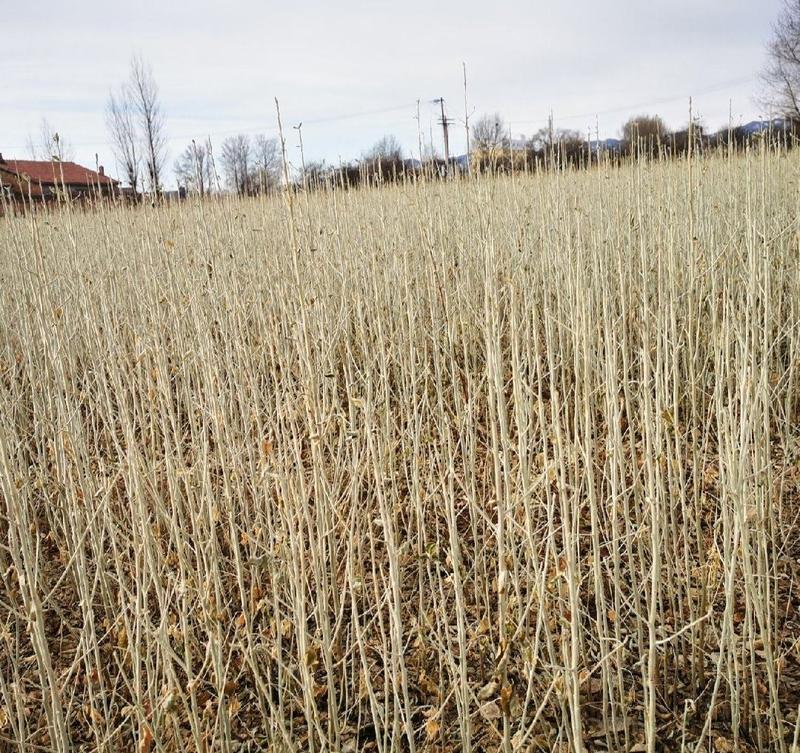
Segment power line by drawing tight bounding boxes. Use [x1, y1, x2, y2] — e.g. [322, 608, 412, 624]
[507, 75, 757, 128]
[2, 74, 759, 156]
[302, 102, 418, 126]
[3, 101, 420, 152]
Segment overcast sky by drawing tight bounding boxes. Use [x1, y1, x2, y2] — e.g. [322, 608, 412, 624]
[1, 0, 784, 186]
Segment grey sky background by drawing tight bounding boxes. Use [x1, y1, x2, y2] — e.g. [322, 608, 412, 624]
[1, 0, 784, 186]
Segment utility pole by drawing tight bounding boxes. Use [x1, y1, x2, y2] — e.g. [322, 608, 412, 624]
[294, 122, 306, 188]
[434, 97, 451, 170]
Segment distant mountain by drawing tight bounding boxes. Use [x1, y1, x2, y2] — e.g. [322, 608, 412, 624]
[739, 119, 792, 135]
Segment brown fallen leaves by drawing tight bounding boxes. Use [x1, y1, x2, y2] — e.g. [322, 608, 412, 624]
[139, 725, 153, 753]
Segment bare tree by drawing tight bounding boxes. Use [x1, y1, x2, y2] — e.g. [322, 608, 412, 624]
[471, 113, 508, 154]
[173, 140, 214, 196]
[106, 87, 140, 192]
[669, 118, 707, 155]
[129, 56, 167, 194]
[621, 114, 667, 143]
[527, 127, 586, 168]
[107, 56, 166, 194]
[361, 135, 405, 182]
[470, 113, 509, 172]
[364, 135, 403, 162]
[220, 135, 252, 196]
[762, 0, 800, 119]
[252, 135, 281, 194]
[301, 160, 330, 188]
[621, 114, 668, 155]
[27, 118, 73, 161]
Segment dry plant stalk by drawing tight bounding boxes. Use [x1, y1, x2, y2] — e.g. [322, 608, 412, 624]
[1, 143, 800, 753]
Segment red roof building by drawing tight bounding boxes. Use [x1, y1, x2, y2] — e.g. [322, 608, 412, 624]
[0, 153, 119, 208]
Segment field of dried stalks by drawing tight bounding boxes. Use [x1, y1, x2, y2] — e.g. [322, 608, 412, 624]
[1, 148, 800, 753]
